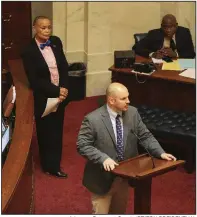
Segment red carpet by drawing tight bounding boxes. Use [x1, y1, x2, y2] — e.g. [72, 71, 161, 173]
[32, 97, 196, 214]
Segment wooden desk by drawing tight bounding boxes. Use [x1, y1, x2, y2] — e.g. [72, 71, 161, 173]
[109, 56, 195, 113]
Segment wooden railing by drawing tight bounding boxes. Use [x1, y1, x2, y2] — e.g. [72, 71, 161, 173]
[2, 59, 34, 213]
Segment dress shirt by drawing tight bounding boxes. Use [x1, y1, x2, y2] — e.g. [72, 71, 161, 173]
[35, 39, 59, 86]
[163, 35, 176, 48]
[107, 105, 123, 143]
[35, 39, 60, 113]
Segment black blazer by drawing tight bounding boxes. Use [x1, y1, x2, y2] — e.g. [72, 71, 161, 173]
[21, 36, 69, 118]
[133, 26, 195, 58]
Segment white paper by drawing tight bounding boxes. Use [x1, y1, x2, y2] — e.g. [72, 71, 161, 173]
[152, 58, 163, 64]
[179, 68, 195, 79]
[178, 59, 195, 69]
[41, 98, 60, 118]
[162, 60, 181, 70]
[131, 70, 155, 76]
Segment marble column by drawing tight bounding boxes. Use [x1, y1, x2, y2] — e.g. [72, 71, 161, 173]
[52, 2, 67, 51]
[66, 2, 86, 62]
[85, 2, 112, 97]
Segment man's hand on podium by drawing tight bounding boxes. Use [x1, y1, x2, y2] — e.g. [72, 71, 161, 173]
[103, 158, 119, 171]
[161, 153, 176, 161]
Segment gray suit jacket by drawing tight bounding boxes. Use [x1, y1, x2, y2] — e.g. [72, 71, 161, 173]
[77, 105, 165, 195]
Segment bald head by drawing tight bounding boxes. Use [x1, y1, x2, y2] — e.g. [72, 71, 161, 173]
[106, 83, 130, 112]
[161, 14, 178, 38]
[162, 14, 177, 24]
[106, 83, 128, 98]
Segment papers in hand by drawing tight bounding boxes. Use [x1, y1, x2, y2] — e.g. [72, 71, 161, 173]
[42, 98, 60, 118]
[179, 68, 195, 79]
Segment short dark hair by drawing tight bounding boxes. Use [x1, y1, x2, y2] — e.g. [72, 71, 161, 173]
[33, 16, 50, 26]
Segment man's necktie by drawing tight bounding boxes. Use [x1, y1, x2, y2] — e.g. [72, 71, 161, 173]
[40, 40, 51, 50]
[116, 114, 124, 161]
[170, 39, 176, 51]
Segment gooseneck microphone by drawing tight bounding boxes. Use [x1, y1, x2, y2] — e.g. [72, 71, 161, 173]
[131, 129, 156, 169]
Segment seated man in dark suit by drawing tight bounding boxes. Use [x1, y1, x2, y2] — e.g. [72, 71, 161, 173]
[133, 14, 195, 59]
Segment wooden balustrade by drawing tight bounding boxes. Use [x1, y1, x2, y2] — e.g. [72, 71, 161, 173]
[2, 59, 34, 213]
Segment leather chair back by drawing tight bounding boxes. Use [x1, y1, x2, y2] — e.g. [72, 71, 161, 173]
[134, 33, 148, 44]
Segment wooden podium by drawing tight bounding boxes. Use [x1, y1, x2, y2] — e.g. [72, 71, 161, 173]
[112, 154, 185, 214]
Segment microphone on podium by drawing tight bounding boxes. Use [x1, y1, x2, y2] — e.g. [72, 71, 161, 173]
[130, 129, 156, 169]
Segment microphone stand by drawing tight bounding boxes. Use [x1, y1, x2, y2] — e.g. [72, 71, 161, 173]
[131, 130, 156, 169]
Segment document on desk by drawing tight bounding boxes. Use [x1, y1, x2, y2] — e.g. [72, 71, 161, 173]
[178, 59, 195, 69]
[179, 68, 195, 79]
[162, 60, 181, 70]
[42, 98, 60, 118]
[152, 58, 163, 64]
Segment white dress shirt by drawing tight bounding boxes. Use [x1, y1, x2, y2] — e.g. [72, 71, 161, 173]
[107, 105, 123, 143]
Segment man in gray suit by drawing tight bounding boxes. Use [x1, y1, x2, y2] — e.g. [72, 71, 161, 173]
[77, 82, 176, 214]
